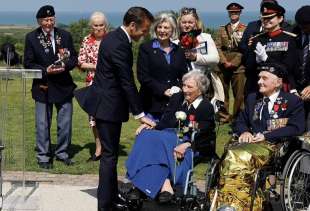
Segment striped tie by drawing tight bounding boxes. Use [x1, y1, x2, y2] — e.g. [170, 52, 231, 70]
[300, 35, 309, 85]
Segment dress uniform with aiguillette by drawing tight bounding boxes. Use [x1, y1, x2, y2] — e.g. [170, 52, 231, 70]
[245, 3, 298, 95]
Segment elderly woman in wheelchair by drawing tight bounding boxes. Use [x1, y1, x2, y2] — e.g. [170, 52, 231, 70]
[209, 63, 306, 211]
[125, 70, 216, 205]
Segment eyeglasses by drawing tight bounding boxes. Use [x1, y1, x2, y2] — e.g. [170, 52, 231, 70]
[180, 7, 197, 16]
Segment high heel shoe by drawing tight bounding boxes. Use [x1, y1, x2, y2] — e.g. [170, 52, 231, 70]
[87, 154, 102, 162]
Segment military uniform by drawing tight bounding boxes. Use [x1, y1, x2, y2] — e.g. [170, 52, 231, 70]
[245, 30, 298, 94]
[244, 2, 298, 95]
[215, 3, 246, 120]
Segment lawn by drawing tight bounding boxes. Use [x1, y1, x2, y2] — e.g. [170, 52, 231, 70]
[0, 68, 232, 179]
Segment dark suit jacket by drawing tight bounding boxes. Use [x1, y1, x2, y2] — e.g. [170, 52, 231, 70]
[137, 39, 187, 115]
[75, 27, 142, 122]
[234, 91, 305, 143]
[24, 27, 77, 103]
[155, 92, 216, 156]
[292, 26, 310, 91]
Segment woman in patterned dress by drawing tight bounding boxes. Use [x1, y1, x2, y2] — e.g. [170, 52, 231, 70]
[78, 11, 108, 161]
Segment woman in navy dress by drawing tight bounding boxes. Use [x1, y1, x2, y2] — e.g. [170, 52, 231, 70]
[137, 12, 187, 120]
[126, 70, 216, 203]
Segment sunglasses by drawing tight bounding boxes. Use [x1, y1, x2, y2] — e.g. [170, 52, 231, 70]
[181, 7, 197, 16]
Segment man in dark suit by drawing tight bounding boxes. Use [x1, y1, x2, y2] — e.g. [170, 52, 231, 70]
[293, 6, 310, 131]
[24, 5, 77, 169]
[75, 7, 155, 211]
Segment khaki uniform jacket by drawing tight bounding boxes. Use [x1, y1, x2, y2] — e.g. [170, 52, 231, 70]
[215, 22, 246, 73]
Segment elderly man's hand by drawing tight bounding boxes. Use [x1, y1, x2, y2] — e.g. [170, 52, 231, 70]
[301, 86, 310, 100]
[253, 132, 265, 143]
[239, 132, 254, 143]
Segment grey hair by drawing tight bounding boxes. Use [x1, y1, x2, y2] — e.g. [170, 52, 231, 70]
[150, 11, 178, 40]
[182, 70, 210, 95]
[89, 11, 108, 27]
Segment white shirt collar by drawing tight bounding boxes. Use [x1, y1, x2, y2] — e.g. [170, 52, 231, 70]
[267, 90, 280, 104]
[183, 96, 203, 109]
[265, 90, 280, 112]
[231, 21, 240, 30]
[120, 26, 132, 43]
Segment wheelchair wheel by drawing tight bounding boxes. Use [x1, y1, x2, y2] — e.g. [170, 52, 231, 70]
[281, 151, 310, 211]
[280, 150, 302, 211]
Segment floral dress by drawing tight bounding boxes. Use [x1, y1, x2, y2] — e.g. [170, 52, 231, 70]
[78, 34, 101, 126]
[78, 34, 100, 86]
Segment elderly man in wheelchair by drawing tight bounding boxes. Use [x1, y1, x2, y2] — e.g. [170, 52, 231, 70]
[207, 62, 307, 211]
[123, 70, 217, 209]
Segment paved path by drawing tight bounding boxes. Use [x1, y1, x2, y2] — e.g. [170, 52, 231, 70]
[1, 171, 282, 211]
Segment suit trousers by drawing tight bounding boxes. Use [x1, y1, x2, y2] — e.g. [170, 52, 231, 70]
[219, 69, 246, 119]
[96, 119, 122, 211]
[35, 99, 73, 163]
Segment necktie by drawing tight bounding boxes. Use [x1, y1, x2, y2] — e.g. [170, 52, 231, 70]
[299, 35, 309, 85]
[47, 32, 51, 42]
[261, 97, 270, 131]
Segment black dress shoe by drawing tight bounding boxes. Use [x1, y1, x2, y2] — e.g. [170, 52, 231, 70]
[158, 191, 174, 203]
[56, 158, 74, 166]
[127, 188, 142, 201]
[38, 162, 52, 169]
[87, 154, 102, 162]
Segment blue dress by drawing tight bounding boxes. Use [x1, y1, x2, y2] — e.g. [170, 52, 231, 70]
[126, 129, 192, 199]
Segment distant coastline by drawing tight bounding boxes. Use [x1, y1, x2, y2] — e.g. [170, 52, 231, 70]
[0, 11, 296, 29]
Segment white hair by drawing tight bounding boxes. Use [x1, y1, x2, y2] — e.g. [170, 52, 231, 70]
[89, 11, 108, 27]
[150, 11, 178, 40]
[182, 70, 210, 95]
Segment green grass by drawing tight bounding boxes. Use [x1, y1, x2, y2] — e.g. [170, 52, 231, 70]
[0, 69, 232, 179]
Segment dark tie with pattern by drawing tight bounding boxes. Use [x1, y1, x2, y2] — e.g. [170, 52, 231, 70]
[261, 97, 270, 131]
[300, 35, 309, 85]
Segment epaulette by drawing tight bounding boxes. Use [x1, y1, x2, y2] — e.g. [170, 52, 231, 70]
[239, 23, 246, 27]
[282, 31, 297, 37]
[252, 31, 266, 39]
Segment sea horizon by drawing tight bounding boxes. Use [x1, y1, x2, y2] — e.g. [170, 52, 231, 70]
[0, 11, 296, 29]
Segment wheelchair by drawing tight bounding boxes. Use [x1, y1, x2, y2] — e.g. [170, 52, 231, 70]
[116, 122, 216, 211]
[204, 136, 310, 211]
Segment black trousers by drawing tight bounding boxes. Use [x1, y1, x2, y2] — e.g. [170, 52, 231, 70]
[96, 119, 122, 211]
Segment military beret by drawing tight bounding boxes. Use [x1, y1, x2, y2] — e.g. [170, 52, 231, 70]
[36, 5, 55, 19]
[226, 3, 244, 12]
[260, 2, 285, 18]
[295, 6, 310, 25]
[258, 63, 287, 79]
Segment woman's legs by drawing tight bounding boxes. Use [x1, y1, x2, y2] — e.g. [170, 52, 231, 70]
[160, 179, 174, 194]
[92, 126, 102, 156]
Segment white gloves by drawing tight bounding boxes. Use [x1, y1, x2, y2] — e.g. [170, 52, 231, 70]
[170, 86, 181, 95]
[255, 42, 268, 63]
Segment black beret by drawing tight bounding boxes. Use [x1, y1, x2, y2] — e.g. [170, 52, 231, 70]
[260, 2, 285, 18]
[226, 3, 244, 11]
[36, 5, 55, 19]
[295, 6, 310, 25]
[257, 63, 287, 79]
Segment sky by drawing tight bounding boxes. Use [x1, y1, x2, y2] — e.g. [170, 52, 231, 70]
[0, 0, 309, 13]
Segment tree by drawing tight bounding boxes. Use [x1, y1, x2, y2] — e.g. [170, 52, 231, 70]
[68, 19, 90, 50]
